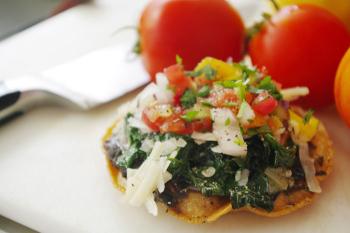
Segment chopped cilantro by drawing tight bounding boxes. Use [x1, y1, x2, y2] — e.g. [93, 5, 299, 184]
[303, 109, 314, 124]
[234, 80, 247, 100]
[234, 137, 245, 146]
[216, 80, 247, 100]
[225, 118, 231, 126]
[198, 85, 210, 97]
[220, 80, 236, 88]
[186, 65, 217, 80]
[236, 63, 257, 81]
[180, 89, 197, 109]
[181, 110, 199, 122]
[258, 76, 283, 100]
[201, 101, 214, 108]
[224, 102, 238, 107]
[201, 65, 217, 80]
[186, 70, 202, 77]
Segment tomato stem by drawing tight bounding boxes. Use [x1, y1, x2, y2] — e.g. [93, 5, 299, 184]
[111, 25, 141, 54]
[270, 0, 280, 11]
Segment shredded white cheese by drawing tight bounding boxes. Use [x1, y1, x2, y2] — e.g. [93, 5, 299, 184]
[201, 167, 216, 178]
[140, 138, 155, 153]
[191, 132, 217, 142]
[298, 142, 322, 193]
[155, 73, 174, 104]
[210, 108, 247, 157]
[281, 87, 309, 102]
[237, 101, 255, 125]
[235, 169, 250, 186]
[127, 115, 152, 133]
[124, 139, 187, 216]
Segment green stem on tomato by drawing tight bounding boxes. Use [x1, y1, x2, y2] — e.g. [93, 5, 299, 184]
[111, 25, 141, 54]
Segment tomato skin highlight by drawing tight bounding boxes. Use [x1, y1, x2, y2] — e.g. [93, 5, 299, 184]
[252, 95, 278, 116]
[275, 0, 350, 31]
[140, 0, 245, 81]
[249, 4, 350, 108]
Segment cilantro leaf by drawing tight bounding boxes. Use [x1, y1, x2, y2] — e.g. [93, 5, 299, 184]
[303, 109, 314, 124]
[198, 85, 210, 97]
[181, 110, 199, 122]
[202, 65, 217, 80]
[258, 76, 283, 100]
[186, 65, 217, 80]
[180, 89, 197, 108]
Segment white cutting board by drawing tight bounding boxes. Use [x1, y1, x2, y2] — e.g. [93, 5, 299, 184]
[0, 1, 350, 233]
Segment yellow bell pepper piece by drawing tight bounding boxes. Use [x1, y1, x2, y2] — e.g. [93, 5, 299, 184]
[289, 110, 319, 142]
[195, 57, 242, 81]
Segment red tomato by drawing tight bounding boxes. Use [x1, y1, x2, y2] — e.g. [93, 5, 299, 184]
[191, 117, 212, 132]
[252, 94, 278, 115]
[164, 64, 192, 100]
[140, 0, 245, 80]
[249, 4, 350, 108]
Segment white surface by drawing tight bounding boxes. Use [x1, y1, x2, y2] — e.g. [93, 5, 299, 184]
[0, 0, 350, 233]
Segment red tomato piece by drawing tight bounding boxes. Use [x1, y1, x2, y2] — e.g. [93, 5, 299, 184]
[142, 111, 161, 132]
[252, 94, 278, 116]
[164, 64, 192, 100]
[210, 89, 238, 108]
[191, 117, 212, 132]
[160, 115, 192, 135]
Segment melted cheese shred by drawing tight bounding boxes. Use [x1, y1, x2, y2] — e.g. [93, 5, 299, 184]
[124, 139, 186, 216]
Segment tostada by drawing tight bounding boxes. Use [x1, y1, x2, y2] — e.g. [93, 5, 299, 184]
[103, 57, 333, 223]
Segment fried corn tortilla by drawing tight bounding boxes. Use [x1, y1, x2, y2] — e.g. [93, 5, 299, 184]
[102, 112, 333, 223]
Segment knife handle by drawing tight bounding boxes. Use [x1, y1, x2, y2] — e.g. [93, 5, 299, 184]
[0, 81, 27, 126]
[0, 78, 54, 126]
[0, 76, 92, 126]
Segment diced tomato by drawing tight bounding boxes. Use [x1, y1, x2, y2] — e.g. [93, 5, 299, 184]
[191, 117, 212, 132]
[143, 105, 192, 134]
[195, 76, 213, 87]
[142, 111, 161, 132]
[164, 64, 193, 98]
[160, 115, 192, 135]
[245, 113, 267, 129]
[245, 92, 254, 104]
[252, 93, 278, 116]
[210, 89, 237, 107]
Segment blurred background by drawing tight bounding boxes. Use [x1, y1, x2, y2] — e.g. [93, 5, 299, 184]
[0, 0, 87, 41]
